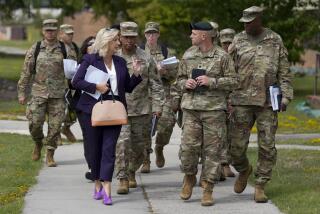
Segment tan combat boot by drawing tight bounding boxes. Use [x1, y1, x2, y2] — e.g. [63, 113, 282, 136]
[61, 126, 76, 143]
[254, 185, 268, 203]
[223, 165, 235, 177]
[180, 174, 196, 200]
[117, 178, 129, 194]
[128, 172, 137, 188]
[46, 149, 57, 167]
[140, 154, 151, 173]
[155, 145, 165, 168]
[32, 142, 43, 161]
[234, 165, 252, 193]
[201, 181, 214, 206]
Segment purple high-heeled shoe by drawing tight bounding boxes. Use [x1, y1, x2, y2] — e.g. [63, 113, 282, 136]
[102, 190, 112, 205]
[93, 187, 103, 200]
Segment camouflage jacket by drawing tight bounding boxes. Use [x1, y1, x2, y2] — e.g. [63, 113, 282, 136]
[228, 28, 293, 106]
[116, 47, 163, 116]
[177, 45, 238, 111]
[65, 42, 78, 62]
[17, 40, 68, 99]
[144, 43, 177, 104]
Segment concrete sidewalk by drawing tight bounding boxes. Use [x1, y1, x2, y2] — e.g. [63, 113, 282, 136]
[23, 143, 281, 214]
[0, 119, 279, 214]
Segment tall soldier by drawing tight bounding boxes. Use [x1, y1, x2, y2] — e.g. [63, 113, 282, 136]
[59, 24, 79, 143]
[17, 19, 69, 167]
[140, 21, 177, 171]
[115, 22, 163, 194]
[177, 21, 238, 206]
[219, 28, 236, 178]
[229, 6, 293, 202]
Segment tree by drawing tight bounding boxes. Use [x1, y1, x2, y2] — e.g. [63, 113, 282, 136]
[2, 0, 319, 62]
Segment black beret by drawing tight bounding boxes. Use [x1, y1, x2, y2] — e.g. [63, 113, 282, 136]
[190, 21, 213, 31]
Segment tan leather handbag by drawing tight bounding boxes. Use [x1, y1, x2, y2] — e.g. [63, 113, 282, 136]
[91, 90, 128, 126]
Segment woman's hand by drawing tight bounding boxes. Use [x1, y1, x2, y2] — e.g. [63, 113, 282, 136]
[96, 82, 110, 94]
[132, 57, 142, 76]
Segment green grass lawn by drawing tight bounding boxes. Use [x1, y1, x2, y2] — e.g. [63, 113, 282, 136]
[0, 57, 24, 81]
[0, 133, 42, 214]
[247, 148, 320, 214]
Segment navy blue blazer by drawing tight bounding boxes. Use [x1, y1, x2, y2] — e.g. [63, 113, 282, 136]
[72, 53, 142, 114]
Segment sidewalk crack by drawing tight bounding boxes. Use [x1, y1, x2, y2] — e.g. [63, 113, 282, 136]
[139, 174, 156, 214]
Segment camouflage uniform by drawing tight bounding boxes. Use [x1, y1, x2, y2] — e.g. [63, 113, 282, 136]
[144, 43, 177, 151]
[59, 24, 78, 141]
[17, 38, 67, 150]
[177, 45, 238, 183]
[115, 46, 163, 179]
[219, 28, 236, 167]
[229, 27, 293, 185]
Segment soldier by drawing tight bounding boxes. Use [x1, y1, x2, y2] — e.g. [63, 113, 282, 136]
[219, 28, 236, 52]
[115, 22, 163, 194]
[209, 21, 219, 45]
[219, 28, 236, 178]
[177, 21, 238, 206]
[17, 19, 69, 167]
[58, 24, 79, 143]
[140, 21, 177, 172]
[229, 6, 293, 203]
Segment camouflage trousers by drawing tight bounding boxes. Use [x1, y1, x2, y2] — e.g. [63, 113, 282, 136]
[180, 109, 226, 183]
[230, 106, 278, 185]
[26, 97, 65, 150]
[155, 103, 176, 147]
[115, 114, 151, 179]
[220, 115, 232, 165]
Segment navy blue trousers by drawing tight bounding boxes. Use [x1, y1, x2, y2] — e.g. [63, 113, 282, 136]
[82, 113, 121, 181]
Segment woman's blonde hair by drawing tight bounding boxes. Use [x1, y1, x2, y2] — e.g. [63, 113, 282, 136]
[91, 27, 119, 57]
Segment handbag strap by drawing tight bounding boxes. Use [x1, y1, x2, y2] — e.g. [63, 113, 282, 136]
[99, 81, 115, 104]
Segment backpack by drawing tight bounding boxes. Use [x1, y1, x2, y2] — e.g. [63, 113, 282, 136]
[140, 42, 168, 59]
[32, 41, 67, 74]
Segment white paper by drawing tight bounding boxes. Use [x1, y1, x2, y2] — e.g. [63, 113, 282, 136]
[63, 59, 78, 79]
[84, 65, 110, 100]
[160, 56, 179, 69]
[269, 86, 280, 111]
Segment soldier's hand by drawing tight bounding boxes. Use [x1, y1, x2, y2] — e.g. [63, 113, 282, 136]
[132, 57, 142, 76]
[18, 97, 26, 105]
[280, 103, 287, 112]
[196, 75, 210, 86]
[157, 62, 167, 75]
[185, 79, 197, 89]
[96, 82, 110, 94]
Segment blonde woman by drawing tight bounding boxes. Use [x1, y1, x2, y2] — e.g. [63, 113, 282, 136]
[72, 27, 142, 205]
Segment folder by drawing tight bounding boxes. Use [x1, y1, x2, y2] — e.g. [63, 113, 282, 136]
[151, 114, 159, 137]
[192, 68, 206, 91]
[84, 65, 110, 100]
[269, 85, 282, 111]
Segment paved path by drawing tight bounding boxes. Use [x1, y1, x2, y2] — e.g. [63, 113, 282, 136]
[2, 119, 319, 213]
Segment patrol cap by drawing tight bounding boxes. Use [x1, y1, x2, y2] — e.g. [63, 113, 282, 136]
[190, 21, 213, 31]
[42, 19, 58, 30]
[120, 21, 138, 37]
[220, 28, 236, 43]
[144, 21, 160, 33]
[239, 6, 263, 23]
[209, 21, 219, 38]
[60, 24, 74, 34]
